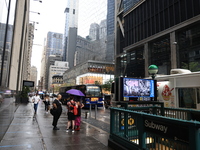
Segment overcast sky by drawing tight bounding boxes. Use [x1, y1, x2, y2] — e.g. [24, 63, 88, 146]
[30, 0, 107, 80]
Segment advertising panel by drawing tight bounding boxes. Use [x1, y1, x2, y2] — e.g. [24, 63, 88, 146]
[121, 77, 156, 101]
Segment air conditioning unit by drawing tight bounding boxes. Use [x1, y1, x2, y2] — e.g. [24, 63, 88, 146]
[170, 69, 191, 75]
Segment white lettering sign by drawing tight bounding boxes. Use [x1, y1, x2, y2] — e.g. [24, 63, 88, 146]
[145, 120, 168, 133]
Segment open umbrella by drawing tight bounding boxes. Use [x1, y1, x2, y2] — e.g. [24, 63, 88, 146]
[66, 89, 85, 96]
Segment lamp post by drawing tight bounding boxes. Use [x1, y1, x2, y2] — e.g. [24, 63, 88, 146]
[148, 65, 158, 80]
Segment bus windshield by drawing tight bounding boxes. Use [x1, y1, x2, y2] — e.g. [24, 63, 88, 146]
[86, 86, 101, 97]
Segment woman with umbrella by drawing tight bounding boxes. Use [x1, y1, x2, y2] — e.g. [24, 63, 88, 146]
[66, 89, 85, 132]
[66, 95, 77, 132]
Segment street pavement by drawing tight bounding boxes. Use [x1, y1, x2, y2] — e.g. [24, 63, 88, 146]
[0, 99, 113, 150]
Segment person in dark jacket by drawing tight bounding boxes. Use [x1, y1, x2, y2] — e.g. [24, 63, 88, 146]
[52, 94, 62, 130]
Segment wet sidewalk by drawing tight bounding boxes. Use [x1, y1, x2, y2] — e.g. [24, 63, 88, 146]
[0, 101, 113, 150]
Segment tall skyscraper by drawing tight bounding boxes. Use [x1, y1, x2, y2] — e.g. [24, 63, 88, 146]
[106, 0, 115, 62]
[99, 19, 107, 39]
[89, 23, 100, 41]
[78, 0, 107, 38]
[63, 0, 79, 61]
[46, 32, 63, 57]
[30, 66, 38, 89]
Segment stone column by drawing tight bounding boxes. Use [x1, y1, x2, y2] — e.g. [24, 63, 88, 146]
[144, 43, 149, 77]
[170, 32, 177, 69]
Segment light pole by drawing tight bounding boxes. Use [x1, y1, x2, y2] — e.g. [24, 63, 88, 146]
[33, 0, 42, 3]
[148, 65, 158, 80]
[30, 11, 40, 15]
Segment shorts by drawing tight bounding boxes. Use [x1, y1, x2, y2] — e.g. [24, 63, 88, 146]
[67, 112, 75, 120]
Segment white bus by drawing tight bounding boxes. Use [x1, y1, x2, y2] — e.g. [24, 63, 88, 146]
[156, 69, 200, 109]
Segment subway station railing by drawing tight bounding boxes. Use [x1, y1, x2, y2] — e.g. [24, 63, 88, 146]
[109, 102, 200, 150]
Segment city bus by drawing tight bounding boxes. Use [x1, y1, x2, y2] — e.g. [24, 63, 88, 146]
[59, 84, 104, 108]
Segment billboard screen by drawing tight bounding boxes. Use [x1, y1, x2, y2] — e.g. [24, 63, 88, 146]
[23, 80, 34, 87]
[122, 77, 155, 100]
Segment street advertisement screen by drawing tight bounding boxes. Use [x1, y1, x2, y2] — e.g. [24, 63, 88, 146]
[23, 80, 34, 87]
[123, 77, 155, 99]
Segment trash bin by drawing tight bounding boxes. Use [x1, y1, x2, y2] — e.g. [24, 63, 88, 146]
[85, 111, 89, 119]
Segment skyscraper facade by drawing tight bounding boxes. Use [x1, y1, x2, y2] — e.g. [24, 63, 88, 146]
[30, 66, 37, 89]
[106, 0, 115, 62]
[63, 0, 79, 61]
[99, 19, 107, 39]
[115, 0, 200, 78]
[46, 32, 63, 56]
[44, 55, 62, 90]
[0, 0, 30, 141]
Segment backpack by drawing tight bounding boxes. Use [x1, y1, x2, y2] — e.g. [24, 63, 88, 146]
[73, 105, 78, 115]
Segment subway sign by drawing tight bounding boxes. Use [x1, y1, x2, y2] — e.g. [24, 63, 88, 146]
[144, 119, 189, 143]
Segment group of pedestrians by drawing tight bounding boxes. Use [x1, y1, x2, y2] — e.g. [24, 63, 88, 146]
[31, 92, 84, 132]
[50, 94, 84, 132]
[31, 93, 51, 114]
[65, 95, 84, 132]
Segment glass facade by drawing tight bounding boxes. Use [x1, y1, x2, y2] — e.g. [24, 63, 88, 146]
[106, 0, 115, 62]
[107, 0, 115, 36]
[177, 23, 200, 72]
[0, 0, 17, 142]
[123, 0, 141, 12]
[124, 0, 200, 47]
[46, 32, 63, 56]
[0, 0, 16, 87]
[149, 36, 171, 75]
[116, 47, 145, 78]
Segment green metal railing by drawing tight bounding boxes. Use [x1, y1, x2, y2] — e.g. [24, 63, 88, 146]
[114, 101, 200, 121]
[109, 105, 200, 150]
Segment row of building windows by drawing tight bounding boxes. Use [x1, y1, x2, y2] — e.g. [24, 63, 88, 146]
[124, 0, 200, 47]
[65, 8, 76, 14]
[116, 22, 200, 77]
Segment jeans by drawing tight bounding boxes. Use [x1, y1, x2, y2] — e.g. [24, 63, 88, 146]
[34, 103, 38, 113]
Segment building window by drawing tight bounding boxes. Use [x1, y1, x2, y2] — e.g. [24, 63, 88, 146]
[65, 8, 69, 13]
[73, 9, 75, 14]
[176, 23, 200, 72]
[149, 36, 171, 75]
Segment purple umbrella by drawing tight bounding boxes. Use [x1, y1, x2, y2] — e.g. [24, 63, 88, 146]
[66, 89, 85, 96]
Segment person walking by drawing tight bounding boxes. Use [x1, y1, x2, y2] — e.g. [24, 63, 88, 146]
[75, 101, 84, 131]
[66, 96, 77, 133]
[32, 93, 41, 114]
[52, 94, 62, 130]
[44, 95, 50, 113]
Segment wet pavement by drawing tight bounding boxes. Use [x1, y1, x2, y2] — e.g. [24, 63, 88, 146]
[0, 100, 113, 150]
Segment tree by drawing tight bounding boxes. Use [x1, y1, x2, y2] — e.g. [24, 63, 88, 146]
[94, 81, 101, 85]
[182, 62, 200, 72]
[101, 79, 114, 93]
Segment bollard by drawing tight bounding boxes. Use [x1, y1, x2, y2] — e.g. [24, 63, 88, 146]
[85, 111, 89, 119]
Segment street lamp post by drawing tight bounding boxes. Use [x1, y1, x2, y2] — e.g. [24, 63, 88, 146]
[148, 65, 158, 80]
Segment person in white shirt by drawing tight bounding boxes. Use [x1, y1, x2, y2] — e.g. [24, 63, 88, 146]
[32, 93, 41, 114]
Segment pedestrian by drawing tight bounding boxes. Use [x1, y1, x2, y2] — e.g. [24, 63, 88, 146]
[32, 93, 41, 114]
[44, 95, 50, 113]
[52, 94, 62, 130]
[66, 96, 77, 132]
[75, 100, 84, 131]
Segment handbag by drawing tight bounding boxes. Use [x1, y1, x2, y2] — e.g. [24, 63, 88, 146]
[50, 108, 56, 116]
